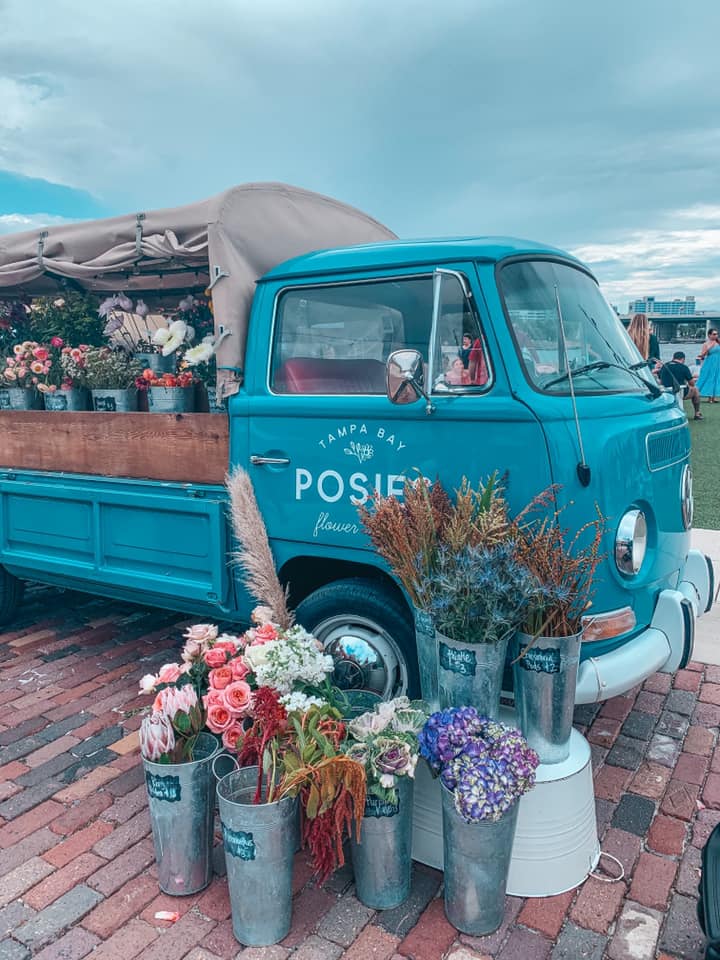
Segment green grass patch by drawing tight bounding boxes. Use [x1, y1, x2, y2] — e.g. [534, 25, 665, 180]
[686, 398, 719, 530]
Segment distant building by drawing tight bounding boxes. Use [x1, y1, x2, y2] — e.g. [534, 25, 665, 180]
[628, 295, 696, 316]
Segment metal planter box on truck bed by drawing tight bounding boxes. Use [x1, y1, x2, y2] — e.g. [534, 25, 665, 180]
[0, 182, 713, 705]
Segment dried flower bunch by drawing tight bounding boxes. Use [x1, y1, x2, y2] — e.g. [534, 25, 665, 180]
[419, 707, 539, 822]
[358, 473, 516, 609]
[344, 696, 427, 804]
[514, 505, 605, 640]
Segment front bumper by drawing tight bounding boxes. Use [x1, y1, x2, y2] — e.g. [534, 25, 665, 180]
[575, 549, 714, 704]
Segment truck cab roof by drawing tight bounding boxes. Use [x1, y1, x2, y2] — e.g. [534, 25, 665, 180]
[260, 236, 584, 283]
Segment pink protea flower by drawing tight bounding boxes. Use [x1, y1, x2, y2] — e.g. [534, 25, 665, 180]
[140, 713, 175, 761]
[153, 685, 198, 719]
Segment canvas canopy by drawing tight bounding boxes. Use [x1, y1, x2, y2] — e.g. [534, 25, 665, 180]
[0, 182, 396, 398]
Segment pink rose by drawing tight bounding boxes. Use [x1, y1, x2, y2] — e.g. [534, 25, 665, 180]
[209, 665, 234, 690]
[50, 336, 64, 348]
[223, 681, 251, 714]
[213, 639, 239, 657]
[231, 658, 250, 681]
[206, 703, 233, 733]
[222, 722, 245, 752]
[203, 688, 224, 709]
[157, 663, 182, 684]
[185, 623, 219, 644]
[253, 623, 278, 644]
[204, 647, 229, 669]
[32, 347, 49, 361]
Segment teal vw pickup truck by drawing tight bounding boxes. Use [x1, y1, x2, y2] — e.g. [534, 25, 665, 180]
[0, 183, 712, 704]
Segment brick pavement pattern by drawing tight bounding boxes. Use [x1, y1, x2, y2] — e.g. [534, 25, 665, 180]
[0, 586, 716, 959]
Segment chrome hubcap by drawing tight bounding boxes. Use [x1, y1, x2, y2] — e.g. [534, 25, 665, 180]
[312, 614, 408, 701]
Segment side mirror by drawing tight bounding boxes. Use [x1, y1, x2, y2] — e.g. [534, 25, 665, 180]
[386, 349, 426, 405]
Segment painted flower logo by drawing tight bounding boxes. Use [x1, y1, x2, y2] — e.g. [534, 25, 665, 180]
[344, 441, 374, 464]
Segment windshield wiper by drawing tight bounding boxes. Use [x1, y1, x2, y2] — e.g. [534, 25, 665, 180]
[576, 305, 662, 398]
[543, 361, 611, 388]
[544, 360, 662, 398]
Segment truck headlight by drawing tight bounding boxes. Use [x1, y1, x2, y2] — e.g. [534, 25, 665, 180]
[615, 509, 647, 575]
[681, 465, 693, 530]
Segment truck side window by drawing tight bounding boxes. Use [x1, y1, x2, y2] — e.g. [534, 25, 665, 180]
[431, 273, 492, 393]
[270, 274, 491, 396]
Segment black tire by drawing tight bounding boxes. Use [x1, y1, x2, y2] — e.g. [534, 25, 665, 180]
[0, 567, 24, 626]
[295, 577, 419, 700]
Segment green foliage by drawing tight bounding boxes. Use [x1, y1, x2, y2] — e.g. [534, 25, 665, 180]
[26, 290, 106, 346]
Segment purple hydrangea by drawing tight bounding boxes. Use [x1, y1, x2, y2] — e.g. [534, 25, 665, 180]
[420, 707, 539, 823]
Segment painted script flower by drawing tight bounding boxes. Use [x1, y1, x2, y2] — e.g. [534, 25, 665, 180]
[140, 713, 175, 761]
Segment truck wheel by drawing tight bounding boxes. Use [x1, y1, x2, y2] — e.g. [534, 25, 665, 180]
[294, 578, 419, 701]
[0, 568, 24, 626]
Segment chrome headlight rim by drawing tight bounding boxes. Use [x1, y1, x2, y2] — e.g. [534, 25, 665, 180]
[681, 464, 693, 530]
[615, 508, 648, 576]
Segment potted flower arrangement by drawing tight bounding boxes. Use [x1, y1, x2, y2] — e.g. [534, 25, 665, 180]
[40, 340, 90, 410]
[138, 368, 196, 413]
[419, 706, 539, 935]
[511, 508, 605, 763]
[0, 341, 46, 408]
[344, 696, 426, 909]
[360, 474, 542, 717]
[183, 335, 223, 412]
[139, 634, 224, 896]
[84, 346, 142, 411]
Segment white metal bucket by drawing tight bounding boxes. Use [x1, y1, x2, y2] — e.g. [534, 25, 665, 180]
[411, 711, 599, 898]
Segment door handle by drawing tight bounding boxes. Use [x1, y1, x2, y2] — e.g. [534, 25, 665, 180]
[250, 455, 291, 466]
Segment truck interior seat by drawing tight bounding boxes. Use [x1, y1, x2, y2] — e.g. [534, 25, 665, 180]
[274, 358, 387, 395]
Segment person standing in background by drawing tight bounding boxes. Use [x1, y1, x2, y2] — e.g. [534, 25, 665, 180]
[697, 328, 720, 403]
[627, 313, 659, 362]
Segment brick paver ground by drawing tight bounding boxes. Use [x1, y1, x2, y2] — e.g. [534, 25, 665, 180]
[0, 586, 716, 959]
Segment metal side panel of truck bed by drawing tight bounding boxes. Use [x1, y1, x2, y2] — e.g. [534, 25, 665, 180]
[0, 470, 232, 613]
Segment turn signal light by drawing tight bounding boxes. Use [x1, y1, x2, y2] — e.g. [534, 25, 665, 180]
[582, 606, 637, 643]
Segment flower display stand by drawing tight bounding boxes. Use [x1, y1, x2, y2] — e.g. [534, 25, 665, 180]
[411, 712, 599, 897]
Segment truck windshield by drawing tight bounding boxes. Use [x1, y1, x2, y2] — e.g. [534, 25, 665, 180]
[499, 260, 654, 395]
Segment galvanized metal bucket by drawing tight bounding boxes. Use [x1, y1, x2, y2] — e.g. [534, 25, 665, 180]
[135, 352, 175, 376]
[91, 388, 138, 412]
[441, 784, 519, 935]
[437, 632, 509, 717]
[512, 631, 582, 764]
[143, 732, 220, 896]
[414, 607, 439, 710]
[217, 765, 297, 946]
[43, 388, 89, 411]
[350, 776, 414, 910]
[147, 386, 195, 413]
[0, 387, 42, 410]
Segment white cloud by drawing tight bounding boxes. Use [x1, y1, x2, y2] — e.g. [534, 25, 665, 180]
[0, 213, 75, 234]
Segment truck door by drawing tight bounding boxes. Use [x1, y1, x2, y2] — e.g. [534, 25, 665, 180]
[246, 265, 553, 561]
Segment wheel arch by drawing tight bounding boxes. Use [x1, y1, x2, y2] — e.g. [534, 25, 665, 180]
[280, 555, 410, 615]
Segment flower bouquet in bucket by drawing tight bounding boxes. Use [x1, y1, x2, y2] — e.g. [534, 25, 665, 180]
[419, 707, 539, 934]
[344, 696, 427, 909]
[512, 506, 605, 763]
[139, 639, 226, 896]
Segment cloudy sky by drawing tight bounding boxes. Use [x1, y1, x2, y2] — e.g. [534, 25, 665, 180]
[1, 0, 719, 311]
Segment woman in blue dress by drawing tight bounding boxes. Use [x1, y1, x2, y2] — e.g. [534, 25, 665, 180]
[697, 328, 720, 402]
